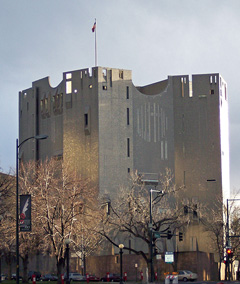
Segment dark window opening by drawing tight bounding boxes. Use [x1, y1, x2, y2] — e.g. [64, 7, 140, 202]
[128, 168, 130, 173]
[127, 108, 130, 125]
[84, 113, 88, 127]
[126, 86, 129, 99]
[103, 85, 107, 90]
[127, 138, 130, 157]
[210, 89, 214, 95]
[119, 70, 123, 79]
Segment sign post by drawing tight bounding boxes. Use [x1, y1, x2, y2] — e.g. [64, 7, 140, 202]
[165, 252, 174, 263]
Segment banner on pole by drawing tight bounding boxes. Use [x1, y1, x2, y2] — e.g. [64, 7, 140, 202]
[20, 194, 31, 232]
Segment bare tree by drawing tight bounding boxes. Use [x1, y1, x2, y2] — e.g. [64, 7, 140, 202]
[25, 158, 97, 283]
[0, 172, 16, 280]
[201, 196, 225, 280]
[97, 170, 188, 270]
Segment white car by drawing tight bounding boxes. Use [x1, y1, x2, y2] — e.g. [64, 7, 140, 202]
[65, 273, 86, 281]
[177, 270, 198, 282]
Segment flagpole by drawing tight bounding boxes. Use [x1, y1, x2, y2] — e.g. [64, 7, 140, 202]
[95, 18, 97, 66]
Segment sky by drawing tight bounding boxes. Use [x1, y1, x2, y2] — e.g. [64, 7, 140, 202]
[0, 0, 240, 193]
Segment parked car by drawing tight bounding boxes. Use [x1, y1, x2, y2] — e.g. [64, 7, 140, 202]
[41, 274, 58, 281]
[11, 274, 22, 280]
[64, 273, 86, 281]
[1, 274, 7, 281]
[28, 271, 42, 281]
[100, 274, 121, 282]
[87, 275, 100, 282]
[177, 270, 198, 282]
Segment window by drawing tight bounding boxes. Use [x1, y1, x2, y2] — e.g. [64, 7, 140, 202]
[126, 86, 129, 99]
[84, 113, 88, 127]
[119, 70, 123, 79]
[127, 108, 130, 125]
[84, 106, 90, 135]
[66, 73, 72, 80]
[210, 76, 213, 84]
[127, 138, 130, 157]
[66, 81, 72, 94]
[128, 168, 130, 173]
[102, 85, 107, 90]
[210, 89, 214, 95]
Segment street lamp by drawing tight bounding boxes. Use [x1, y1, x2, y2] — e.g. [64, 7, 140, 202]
[226, 198, 240, 281]
[149, 188, 163, 283]
[65, 239, 71, 284]
[134, 263, 138, 282]
[119, 244, 124, 284]
[16, 134, 48, 284]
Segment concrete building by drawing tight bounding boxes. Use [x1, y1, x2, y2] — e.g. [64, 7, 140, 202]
[19, 66, 230, 258]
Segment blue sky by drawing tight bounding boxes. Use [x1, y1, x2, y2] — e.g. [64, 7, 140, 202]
[0, 0, 240, 193]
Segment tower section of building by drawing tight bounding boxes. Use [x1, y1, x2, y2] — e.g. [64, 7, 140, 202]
[19, 67, 230, 257]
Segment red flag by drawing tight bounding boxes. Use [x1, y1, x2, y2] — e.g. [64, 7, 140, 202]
[92, 21, 96, 32]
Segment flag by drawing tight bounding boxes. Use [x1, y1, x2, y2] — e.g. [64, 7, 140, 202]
[92, 21, 96, 32]
[20, 194, 31, 232]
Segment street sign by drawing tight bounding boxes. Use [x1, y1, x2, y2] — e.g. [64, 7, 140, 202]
[165, 251, 174, 263]
[153, 231, 161, 238]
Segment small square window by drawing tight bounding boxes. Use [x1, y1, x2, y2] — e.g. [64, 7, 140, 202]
[210, 89, 214, 95]
[66, 73, 72, 80]
[103, 85, 107, 90]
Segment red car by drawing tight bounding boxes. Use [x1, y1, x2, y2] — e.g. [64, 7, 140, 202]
[88, 275, 100, 281]
[100, 274, 121, 282]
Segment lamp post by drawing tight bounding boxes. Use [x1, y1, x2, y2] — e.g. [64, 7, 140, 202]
[226, 198, 240, 281]
[135, 263, 138, 282]
[149, 188, 163, 282]
[119, 244, 124, 284]
[0, 215, 2, 284]
[16, 135, 48, 284]
[65, 239, 71, 284]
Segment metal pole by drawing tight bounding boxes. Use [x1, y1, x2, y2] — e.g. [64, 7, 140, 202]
[0, 254, 2, 283]
[16, 139, 19, 284]
[227, 199, 229, 246]
[66, 243, 70, 284]
[150, 189, 153, 283]
[15, 135, 48, 284]
[226, 199, 230, 281]
[95, 18, 97, 66]
[120, 248, 123, 284]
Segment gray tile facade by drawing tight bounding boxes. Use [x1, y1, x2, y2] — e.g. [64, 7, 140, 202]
[19, 67, 230, 254]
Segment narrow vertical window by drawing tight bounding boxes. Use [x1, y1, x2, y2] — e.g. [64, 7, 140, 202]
[127, 138, 130, 157]
[127, 168, 130, 173]
[66, 81, 72, 94]
[127, 108, 130, 125]
[126, 86, 129, 99]
[84, 113, 88, 127]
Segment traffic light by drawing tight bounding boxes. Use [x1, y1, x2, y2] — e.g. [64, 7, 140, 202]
[179, 232, 183, 242]
[226, 248, 233, 259]
[167, 230, 172, 239]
